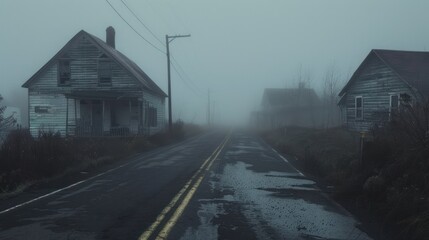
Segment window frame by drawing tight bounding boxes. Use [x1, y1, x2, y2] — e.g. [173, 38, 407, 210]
[58, 59, 71, 86]
[98, 58, 112, 85]
[355, 96, 363, 120]
[35, 106, 51, 114]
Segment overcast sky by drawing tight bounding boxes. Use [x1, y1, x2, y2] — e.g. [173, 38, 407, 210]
[1, 0, 429, 126]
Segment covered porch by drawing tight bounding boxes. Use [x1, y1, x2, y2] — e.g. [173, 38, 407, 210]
[65, 91, 148, 137]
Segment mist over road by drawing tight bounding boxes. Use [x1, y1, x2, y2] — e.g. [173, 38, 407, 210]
[0, 131, 370, 240]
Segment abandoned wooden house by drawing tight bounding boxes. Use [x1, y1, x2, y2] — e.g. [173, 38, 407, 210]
[22, 27, 167, 137]
[338, 49, 429, 132]
[256, 87, 322, 129]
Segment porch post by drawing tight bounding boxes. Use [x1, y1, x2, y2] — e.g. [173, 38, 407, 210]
[90, 101, 93, 135]
[102, 100, 105, 136]
[139, 100, 142, 134]
[74, 99, 77, 136]
[65, 97, 69, 137]
[129, 100, 132, 126]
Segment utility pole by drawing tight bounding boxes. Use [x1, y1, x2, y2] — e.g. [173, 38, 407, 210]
[208, 89, 211, 126]
[166, 34, 191, 132]
[212, 101, 216, 127]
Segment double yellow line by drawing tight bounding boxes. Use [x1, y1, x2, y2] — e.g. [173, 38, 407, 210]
[139, 132, 231, 240]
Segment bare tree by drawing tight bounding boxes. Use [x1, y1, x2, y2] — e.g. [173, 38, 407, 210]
[393, 99, 429, 148]
[0, 95, 16, 140]
[292, 64, 313, 89]
[322, 65, 341, 128]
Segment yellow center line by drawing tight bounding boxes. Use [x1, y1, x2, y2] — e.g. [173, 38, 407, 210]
[138, 132, 231, 240]
[155, 133, 231, 240]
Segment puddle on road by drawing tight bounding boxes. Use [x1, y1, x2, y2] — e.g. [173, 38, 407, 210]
[218, 161, 371, 240]
[180, 203, 221, 240]
[180, 133, 371, 240]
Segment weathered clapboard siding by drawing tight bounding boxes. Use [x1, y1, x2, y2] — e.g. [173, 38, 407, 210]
[143, 90, 166, 134]
[23, 28, 167, 137]
[342, 55, 414, 132]
[28, 92, 77, 136]
[29, 35, 142, 93]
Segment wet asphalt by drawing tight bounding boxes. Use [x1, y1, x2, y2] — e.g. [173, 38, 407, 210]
[0, 131, 372, 240]
[169, 132, 372, 240]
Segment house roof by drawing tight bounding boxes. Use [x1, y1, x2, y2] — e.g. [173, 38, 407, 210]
[22, 30, 167, 98]
[262, 88, 319, 108]
[339, 49, 429, 97]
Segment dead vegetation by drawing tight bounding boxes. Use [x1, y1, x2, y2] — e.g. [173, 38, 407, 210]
[0, 120, 202, 197]
[262, 101, 429, 240]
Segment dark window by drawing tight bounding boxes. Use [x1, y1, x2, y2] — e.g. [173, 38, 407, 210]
[390, 95, 399, 120]
[400, 93, 411, 105]
[58, 60, 71, 85]
[355, 96, 363, 120]
[390, 95, 399, 111]
[149, 107, 157, 127]
[98, 59, 112, 84]
[35, 106, 51, 114]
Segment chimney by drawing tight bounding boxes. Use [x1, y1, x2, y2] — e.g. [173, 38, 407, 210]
[106, 26, 115, 49]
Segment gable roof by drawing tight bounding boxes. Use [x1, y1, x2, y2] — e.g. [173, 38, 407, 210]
[22, 30, 167, 97]
[339, 49, 429, 97]
[262, 88, 319, 108]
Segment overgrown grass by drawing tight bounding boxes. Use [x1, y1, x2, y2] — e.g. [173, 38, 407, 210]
[262, 126, 360, 183]
[0, 120, 203, 197]
[262, 125, 429, 239]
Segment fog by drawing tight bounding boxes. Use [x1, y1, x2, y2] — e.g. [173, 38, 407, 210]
[1, 0, 429, 126]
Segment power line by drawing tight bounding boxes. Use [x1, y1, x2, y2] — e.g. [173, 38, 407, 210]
[105, 0, 165, 54]
[120, 0, 165, 47]
[170, 55, 200, 92]
[170, 61, 202, 97]
[119, 0, 200, 95]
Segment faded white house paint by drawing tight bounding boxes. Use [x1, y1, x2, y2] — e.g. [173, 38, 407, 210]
[22, 27, 167, 137]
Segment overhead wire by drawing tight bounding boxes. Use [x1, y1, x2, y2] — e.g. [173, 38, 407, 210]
[105, 0, 165, 54]
[106, 0, 201, 97]
[170, 55, 201, 93]
[163, 1, 202, 95]
[170, 62, 202, 97]
[120, 0, 165, 47]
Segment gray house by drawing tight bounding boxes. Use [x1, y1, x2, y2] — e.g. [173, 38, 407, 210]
[338, 49, 429, 132]
[256, 87, 321, 129]
[22, 27, 167, 137]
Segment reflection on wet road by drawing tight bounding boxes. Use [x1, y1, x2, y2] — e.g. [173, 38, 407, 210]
[173, 132, 372, 240]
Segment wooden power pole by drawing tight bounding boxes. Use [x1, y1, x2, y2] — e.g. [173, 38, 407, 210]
[166, 34, 190, 132]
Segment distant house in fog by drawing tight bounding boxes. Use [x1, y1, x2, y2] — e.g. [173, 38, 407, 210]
[22, 27, 167, 137]
[338, 49, 429, 132]
[255, 86, 322, 129]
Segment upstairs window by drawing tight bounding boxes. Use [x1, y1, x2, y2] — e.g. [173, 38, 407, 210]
[98, 59, 112, 84]
[58, 60, 71, 85]
[355, 96, 363, 120]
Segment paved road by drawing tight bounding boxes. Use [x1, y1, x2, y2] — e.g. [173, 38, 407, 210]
[0, 131, 371, 240]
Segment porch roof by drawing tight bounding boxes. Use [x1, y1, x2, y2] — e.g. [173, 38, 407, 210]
[65, 90, 141, 100]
